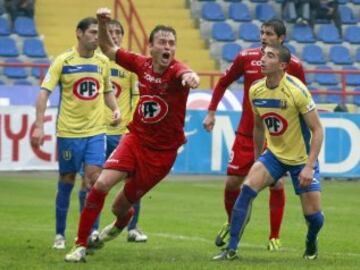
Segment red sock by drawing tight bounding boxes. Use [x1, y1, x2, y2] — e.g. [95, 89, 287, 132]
[269, 188, 285, 239]
[224, 188, 240, 223]
[114, 207, 134, 229]
[76, 187, 107, 247]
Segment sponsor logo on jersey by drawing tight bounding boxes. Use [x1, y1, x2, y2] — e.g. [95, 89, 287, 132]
[261, 112, 288, 136]
[73, 77, 100, 100]
[112, 81, 122, 98]
[250, 60, 262, 66]
[138, 95, 168, 123]
[144, 72, 162, 83]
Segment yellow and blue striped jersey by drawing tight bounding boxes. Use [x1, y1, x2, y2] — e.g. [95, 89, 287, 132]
[41, 47, 113, 138]
[106, 61, 139, 135]
[249, 73, 316, 165]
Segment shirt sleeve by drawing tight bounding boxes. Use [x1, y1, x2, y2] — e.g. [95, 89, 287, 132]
[208, 53, 245, 111]
[115, 49, 145, 75]
[295, 85, 316, 114]
[249, 86, 259, 115]
[40, 56, 63, 92]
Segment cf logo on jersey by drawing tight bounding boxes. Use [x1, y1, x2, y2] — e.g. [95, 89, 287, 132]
[138, 95, 168, 123]
[73, 77, 100, 100]
[262, 112, 288, 136]
[251, 60, 262, 66]
[112, 81, 122, 98]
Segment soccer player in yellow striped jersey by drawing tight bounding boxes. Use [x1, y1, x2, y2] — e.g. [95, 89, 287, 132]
[31, 17, 120, 250]
[213, 44, 324, 261]
[103, 19, 147, 242]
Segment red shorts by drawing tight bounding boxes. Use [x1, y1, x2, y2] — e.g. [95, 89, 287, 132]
[104, 133, 178, 203]
[227, 134, 254, 176]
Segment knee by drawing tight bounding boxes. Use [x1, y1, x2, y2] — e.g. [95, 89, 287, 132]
[59, 173, 76, 184]
[225, 176, 244, 190]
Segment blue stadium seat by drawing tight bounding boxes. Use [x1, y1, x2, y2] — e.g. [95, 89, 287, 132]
[31, 59, 50, 78]
[255, 3, 276, 22]
[249, 42, 261, 48]
[302, 44, 326, 64]
[201, 2, 225, 21]
[224, 0, 242, 3]
[239, 22, 260, 42]
[291, 25, 315, 43]
[211, 22, 235, 41]
[14, 16, 37, 36]
[250, 0, 268, 2]
[0, 17, 11, 36]
[23, 38, 47, 58]
[339, 6, 357, 24]
[344, 26, 360, 44]
[222, 43, 242, 62]
[329, 45, 353, 65]
[285, 43, 296, 56]
[324, 86, 342, 103]
[307, 86, 322, 103]
[229, 3, 251, 22]
[314, 66, 339, 86]
[317, 24, 342, 43]
[344, 66, 360, 86]
[13, 79, 32, 85]
[305, 73, 314, 85]
[356, 48, 360, 62]
[3, 59, 28, 79]
[0, 37, 19, 57]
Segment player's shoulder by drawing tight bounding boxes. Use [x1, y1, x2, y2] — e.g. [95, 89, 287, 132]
[289, 54, 302, 66]
[285, 74, 309, 96]
[250, 77, 266, 95]
[54, 48, 75, 63]
[94, 50, 110, 64]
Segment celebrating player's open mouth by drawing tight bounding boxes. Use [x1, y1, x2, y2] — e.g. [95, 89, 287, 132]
[161, 52, 171, 64]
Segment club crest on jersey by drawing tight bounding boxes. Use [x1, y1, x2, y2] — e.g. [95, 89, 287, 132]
[138, 95, 168, 123]
[73, 77, 100, 100]
[262, 112, 288, 136]
[111, 81, 122, 98]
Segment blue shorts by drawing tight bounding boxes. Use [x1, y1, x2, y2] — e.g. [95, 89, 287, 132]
[106, 135, 121, 159]
[57, 134, 106, 174]
[258, 150, 321, 195]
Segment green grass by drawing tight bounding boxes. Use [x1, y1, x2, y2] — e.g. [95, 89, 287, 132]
[0, 172, 359, 270]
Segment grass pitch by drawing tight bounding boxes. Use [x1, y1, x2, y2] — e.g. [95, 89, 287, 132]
[0, 172, 359, 270]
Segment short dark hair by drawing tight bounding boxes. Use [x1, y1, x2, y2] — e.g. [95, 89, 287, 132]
[76, 17, 98, 32]
[109, 19, 124, 35]
[268, 44, 291, 64]
[149, 25, 176, 44]
[262, 19, 286, 37]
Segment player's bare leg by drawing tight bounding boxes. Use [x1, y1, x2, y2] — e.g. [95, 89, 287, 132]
[299, 191, 324, 260]
[268, 177, 285, 251]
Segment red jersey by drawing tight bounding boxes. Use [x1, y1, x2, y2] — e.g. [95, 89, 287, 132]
[208, 47, 305, 136]
[115, 49, 191, 150]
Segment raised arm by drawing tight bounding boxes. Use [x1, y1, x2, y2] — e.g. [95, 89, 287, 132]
[96, 7, 119, 61]
[299, 109, 324, 187]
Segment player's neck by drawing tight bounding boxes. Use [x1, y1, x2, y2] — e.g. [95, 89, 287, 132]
[266, 71, 284, 89]
[152, 62, 166, 74]
[76, 45, 94, 58]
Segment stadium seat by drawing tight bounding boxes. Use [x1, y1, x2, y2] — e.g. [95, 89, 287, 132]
[339, 6, 357, 24]
[0, 17, 11, 36]
[317, 24, 342, 43]
[338, 0, 349, 3]
[13, 79, 32, 85]
[255, 3, 276, 22]
[224, 0, 241, 2]
[314, 66, 339, 86]
[250, 0, 268, 2]
[344, 26, 360, 44]
[329, 45, 353, 65]
[291, 25, 315, 43]
[356, 48, 360, 62]
[324, 86, 342, 103]
[285, 43, 296, 56]
[201, 2, 225, 21]
[3, 59, 28, 79]
[222, 43, 242, 62]
[239, 22, 260, 42]
[305, 73, 314, 85]
[344, 66, 360, 86]
[228, 3, 251, 22]
[0, 37, 19, 57]
[14, 16, 37, 36]
[23, 38, 47, 58]
[31, 59, 50, 78]
[211, 22, 235, 42]
[301, 44, 326, 64]
[308, 86, 322, 103]
[249, 42, 261, 48]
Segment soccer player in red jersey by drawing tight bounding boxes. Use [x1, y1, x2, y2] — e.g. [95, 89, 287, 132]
[203, 19, 306, 251]
[65, 7, 200, 263]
